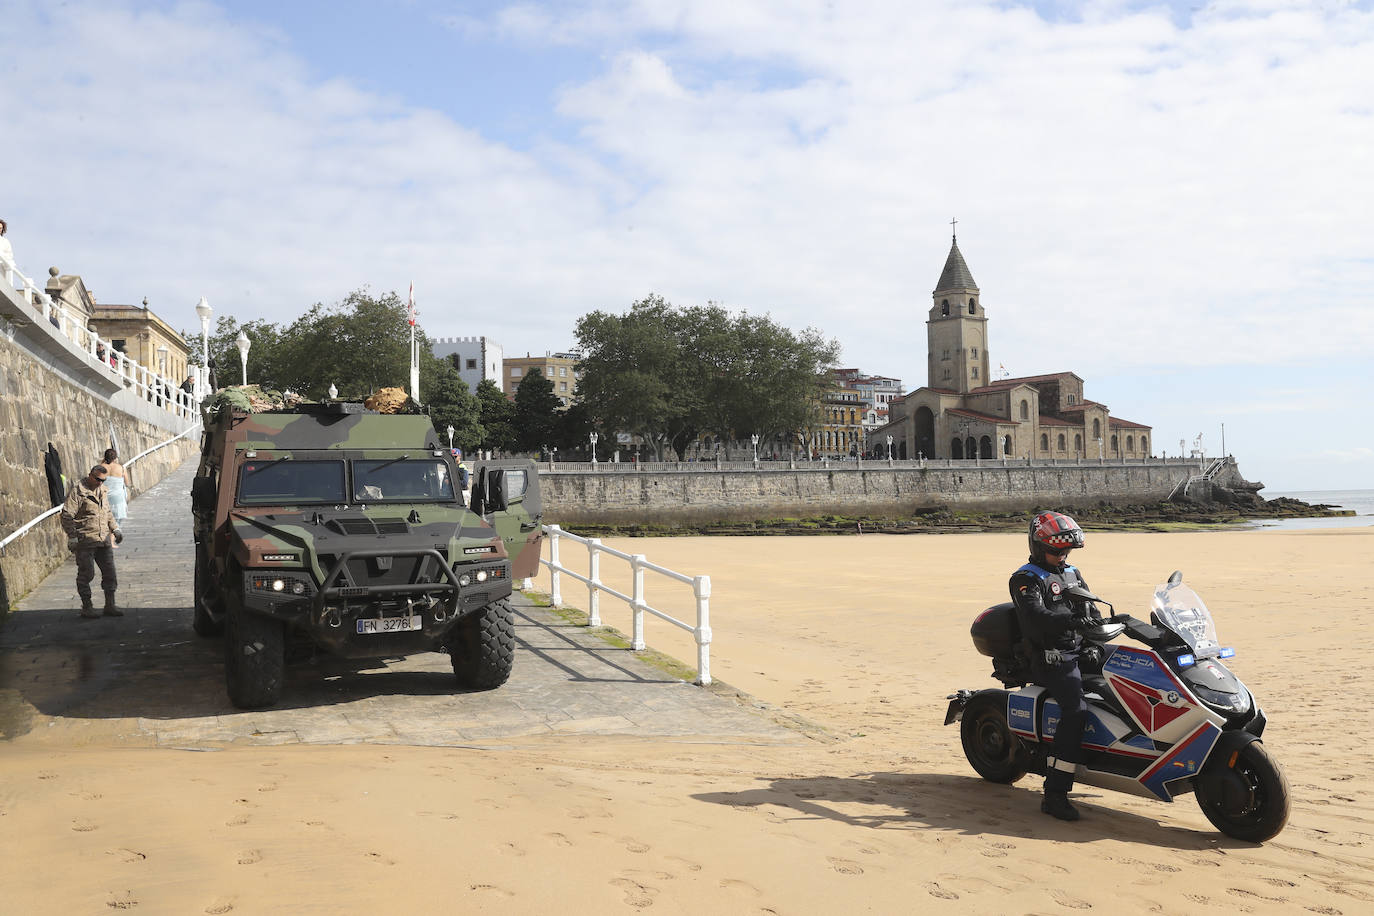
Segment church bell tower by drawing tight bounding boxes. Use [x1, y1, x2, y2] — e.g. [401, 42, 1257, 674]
[927, 229, 989, 394]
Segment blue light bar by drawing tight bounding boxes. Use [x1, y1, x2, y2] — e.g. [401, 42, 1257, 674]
[1219, 647, 1235, 658]
[1176, 653, 1196, 668]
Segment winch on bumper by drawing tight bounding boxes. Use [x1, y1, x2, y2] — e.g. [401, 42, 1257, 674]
[240, 546, 512, 656]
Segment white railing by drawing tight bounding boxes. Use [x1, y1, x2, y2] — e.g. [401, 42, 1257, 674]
[0, 422, 201, 555]
[525, 524, 713, 685]
[0, 250, 198, 422]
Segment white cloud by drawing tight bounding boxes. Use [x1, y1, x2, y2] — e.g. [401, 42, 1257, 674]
[1, 0, 1371, 487]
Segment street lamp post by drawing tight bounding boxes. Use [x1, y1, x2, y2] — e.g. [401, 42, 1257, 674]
[447, 424, 455, 452]
[589, 432, 598, 466]
[194, 296, 212, 400]
[750, 433, 760, 468]
[235, 330, 251, 386]
[886, 434, 894, 463]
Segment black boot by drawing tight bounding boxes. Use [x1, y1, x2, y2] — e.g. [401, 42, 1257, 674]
[1041, 791, 1080, 821]
[102, 592, 123, 617]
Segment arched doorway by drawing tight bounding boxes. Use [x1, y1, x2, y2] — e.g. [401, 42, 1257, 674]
[980, 436, 994, 459]
[964, 436, 977, 459]
[915, 407, 936, 459]
[951, 437, 964, 459]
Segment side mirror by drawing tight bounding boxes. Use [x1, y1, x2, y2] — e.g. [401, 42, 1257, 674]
[1167, 570, 1183, 586]
[191, 476, 216, 512]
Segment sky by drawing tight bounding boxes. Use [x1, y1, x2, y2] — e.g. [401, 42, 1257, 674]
[2, 0, 1371, 492]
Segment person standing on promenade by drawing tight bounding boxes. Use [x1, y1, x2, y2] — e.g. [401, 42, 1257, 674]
[1010, 510, 1096, 822]
[100, 448, 129, 523]
[0, 218, 13, 284]
[60, 464, 124, 618]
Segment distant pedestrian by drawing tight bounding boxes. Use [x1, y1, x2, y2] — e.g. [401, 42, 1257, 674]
[60, 464, 124, 618]
[101, 448, 129, 522]
[206, 356, 219, 393]
[0, 218, 12, 284]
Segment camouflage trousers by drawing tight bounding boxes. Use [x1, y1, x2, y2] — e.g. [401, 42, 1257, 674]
[75, 546, 118, 601]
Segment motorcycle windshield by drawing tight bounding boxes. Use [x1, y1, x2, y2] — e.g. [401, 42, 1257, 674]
[1152, 579, 1223, 658]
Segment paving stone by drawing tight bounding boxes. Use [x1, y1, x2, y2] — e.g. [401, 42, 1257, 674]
[1, 458, 808, 749]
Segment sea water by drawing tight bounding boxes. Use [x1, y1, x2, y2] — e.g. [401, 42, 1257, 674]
[1249, 489, 1374, 530]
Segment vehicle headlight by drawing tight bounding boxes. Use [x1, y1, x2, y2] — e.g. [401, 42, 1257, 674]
[458, 573, 471, 587]
[476, 570, 488, 583]
[291, 581, 306, 595]
[272, 579, 285, 592]
[1191, 683, 1252, 715]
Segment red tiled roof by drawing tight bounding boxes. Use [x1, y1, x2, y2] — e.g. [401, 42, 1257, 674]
[1109, 417, 1151, 429]
[969, 371, 1083, 394]
[1058, 400, 1106, 413]
[1037, 415, 1076, 426]
[948, 407, 1013, 424]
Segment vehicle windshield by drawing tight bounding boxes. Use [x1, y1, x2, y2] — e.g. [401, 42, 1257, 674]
[1151, 577, 1222, 657]
[238, 459, 347, 505]
[352, 458, 455, 503]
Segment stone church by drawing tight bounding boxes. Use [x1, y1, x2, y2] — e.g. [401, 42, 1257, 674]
[877, 236, 1152, 462]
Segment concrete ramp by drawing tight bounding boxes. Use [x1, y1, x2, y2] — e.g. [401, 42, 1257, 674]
[0, 461, 806, 749]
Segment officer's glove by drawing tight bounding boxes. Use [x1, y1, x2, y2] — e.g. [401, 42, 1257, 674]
[113, 528, 124, 545]
[1072, 614, 1095, 630]
[67, 536, 79, 552]
[1043, 648, 1063, 665]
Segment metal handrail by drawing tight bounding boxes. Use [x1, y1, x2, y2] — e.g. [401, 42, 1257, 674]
[524, 524, 713, 685]
[0, 422, 202, 555]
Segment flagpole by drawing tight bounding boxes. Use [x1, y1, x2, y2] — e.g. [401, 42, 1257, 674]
[408, 281, 420, 403]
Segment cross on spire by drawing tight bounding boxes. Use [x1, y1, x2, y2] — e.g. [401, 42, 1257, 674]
[950, 216, 958, 240]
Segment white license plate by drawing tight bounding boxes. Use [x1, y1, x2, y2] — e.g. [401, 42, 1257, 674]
[356, 615, 422, 634]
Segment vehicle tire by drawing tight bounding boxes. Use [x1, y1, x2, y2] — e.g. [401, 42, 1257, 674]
[1195, 740, 1290, 842]
[224, 593, 286, 709]
[192, 552, 225, 637]
[450, 598, 515, 689]
[960, 691, 1030, 783]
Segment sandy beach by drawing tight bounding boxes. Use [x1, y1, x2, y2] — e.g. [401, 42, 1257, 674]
[3, 526, 1372, 914]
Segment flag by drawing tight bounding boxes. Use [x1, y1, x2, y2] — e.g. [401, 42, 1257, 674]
[408, 281, 416, 327]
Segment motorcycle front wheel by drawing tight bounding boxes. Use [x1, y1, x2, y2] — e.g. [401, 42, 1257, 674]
[960, 691, 1030, 783]
[1195, 740, 1290, 842]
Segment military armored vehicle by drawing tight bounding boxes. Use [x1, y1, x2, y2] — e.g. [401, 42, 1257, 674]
[190, 399, 543, 709]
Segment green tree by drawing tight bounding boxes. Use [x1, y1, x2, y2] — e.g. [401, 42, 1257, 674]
[475, 378, 516, 454]
[512, 369, 560, 455]
[421, 357, 483, 452]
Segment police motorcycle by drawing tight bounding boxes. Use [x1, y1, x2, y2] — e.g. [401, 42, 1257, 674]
[944, 571, 1290, 842]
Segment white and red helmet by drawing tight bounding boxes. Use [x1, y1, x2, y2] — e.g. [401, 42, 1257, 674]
[1029, 510, 1085, 560]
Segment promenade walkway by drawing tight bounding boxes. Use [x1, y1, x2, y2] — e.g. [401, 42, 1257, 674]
[0, 460, 804, 749]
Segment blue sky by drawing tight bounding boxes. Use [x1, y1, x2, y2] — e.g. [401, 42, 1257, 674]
[2, 0, 1372, 491]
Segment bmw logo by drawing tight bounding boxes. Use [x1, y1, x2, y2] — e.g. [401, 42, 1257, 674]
[1166, 691, 1180, 704]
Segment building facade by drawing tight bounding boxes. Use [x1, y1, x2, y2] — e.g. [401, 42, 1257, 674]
[873, 236, 1152, 461]
[432, 335, 504, 393]
[504, 351, 581, 407]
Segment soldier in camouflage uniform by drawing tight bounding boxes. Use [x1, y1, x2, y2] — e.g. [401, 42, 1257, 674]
[61, 464, 124, 618]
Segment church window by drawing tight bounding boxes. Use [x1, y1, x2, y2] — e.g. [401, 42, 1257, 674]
[1141, 436, 1149, 453]
[1040, 434, 1049, 451]
[942, 349, 950, 360]
[1019, 400, 1029, 420]
[941, 299, 949, 316]
[972, 367, 979, 379]
[1003, 435, 1011, 455]
[1127, 435, 1134, 452]
[1111, 434, 1119, 452]
[970, 347, 978, 358]
[1067, 394, 1075, 405]
[943, 368, 951, 380]
[1092, 418, 1101, 439]
[969, 300, 976, 314]
[1075, 434, 1082, 452]
[1057, 434, 1066, 451]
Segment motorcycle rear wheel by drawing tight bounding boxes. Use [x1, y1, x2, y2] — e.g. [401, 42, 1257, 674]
[1195, 740, 1290, 842]
[960, 692, 1030, 783]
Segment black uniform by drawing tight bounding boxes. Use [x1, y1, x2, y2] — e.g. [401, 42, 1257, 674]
[1010, 558, 1091, 794]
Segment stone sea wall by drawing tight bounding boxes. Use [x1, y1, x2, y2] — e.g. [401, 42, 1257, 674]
[538, 457, 1251, 527]
[0, 311, 199, 612]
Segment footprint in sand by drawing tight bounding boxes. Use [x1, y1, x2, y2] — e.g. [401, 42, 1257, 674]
[237, 850, 261, 865]
[666, 855, 702, 873]
[469, 885, 515, 898]
[256, 783, 278, 793]
[610, 877, 659, 909]
[71, 818, 98, 832]
[1228, 887, 1288, 904]
[497, 842, 526, 857]
[366, 852, 397, 865]
[226, 815, 249, 827]
[204, 897, 235, 914]
[1049, 889, 1092, 909]
[719, 878, 761, 897]
[106, 890, 138, 909]
[924, 882, 959, 900]
[38, 770, 58, 780]
[107, 848, 147, 863]
[1304, 906, 1341, 915]
[545, 832, 574, 847]
[621, 838, 651, 854]
[827, 857, 864, 876]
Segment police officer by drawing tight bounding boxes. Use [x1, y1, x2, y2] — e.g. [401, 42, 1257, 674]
[1010, 510, 1097, 821]
[60, 464, 124, 618]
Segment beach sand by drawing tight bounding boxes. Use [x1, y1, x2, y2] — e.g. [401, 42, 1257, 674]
[2, 527, 1372, 913]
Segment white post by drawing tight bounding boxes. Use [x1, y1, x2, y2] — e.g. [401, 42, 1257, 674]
[630, 554, 646, 650]
[694, 575, 712, 686]
[548, 525, 563, 607]
[587, 538, 602, 627]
